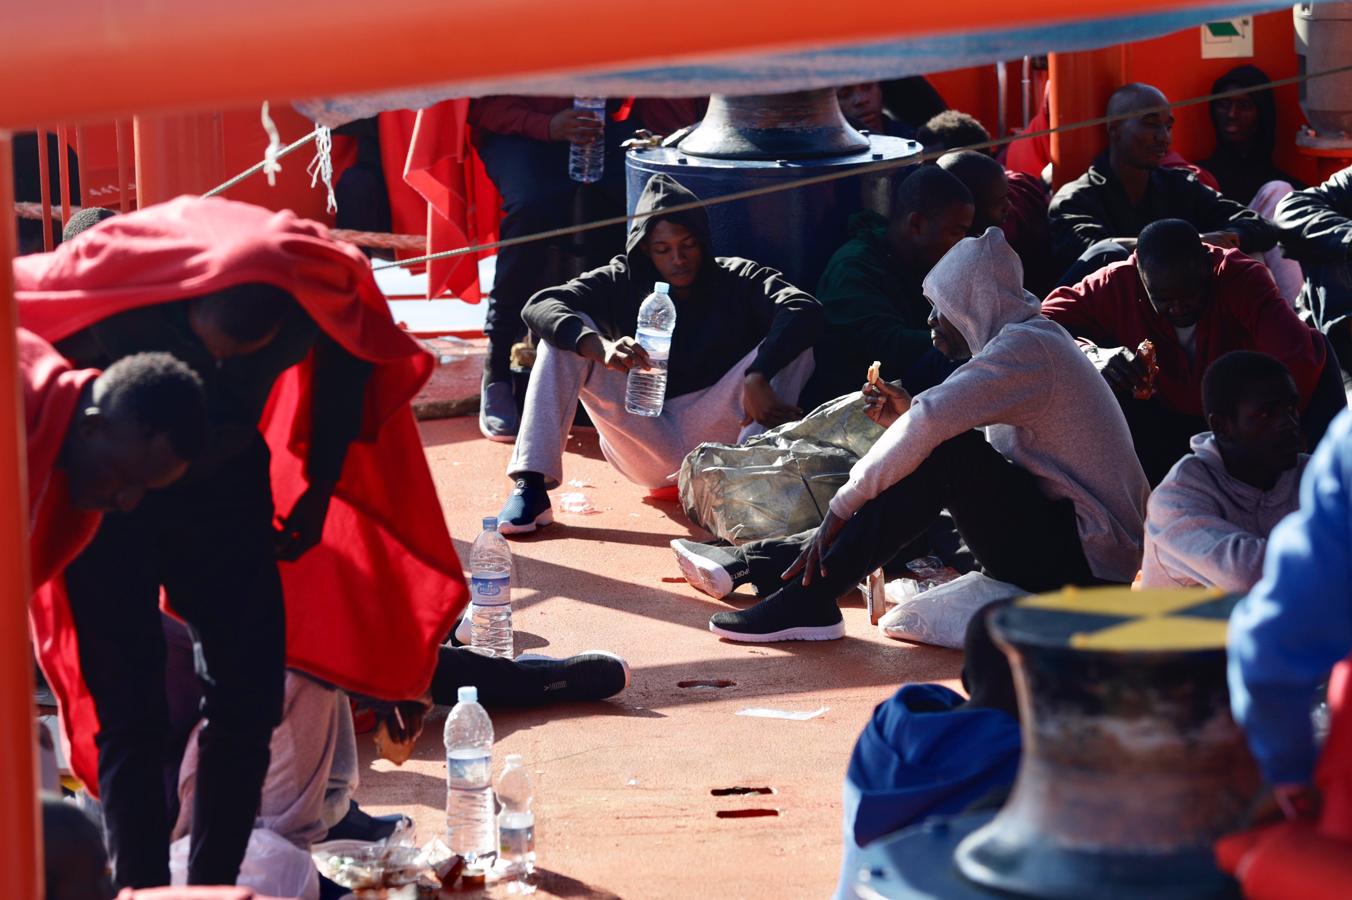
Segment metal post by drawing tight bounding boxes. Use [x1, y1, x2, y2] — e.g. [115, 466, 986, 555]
[35, 128, 52, 251]
[57, 125, 72, 230]
[1048, 49, 1122, 189]
[996, 61, 1008, 140]
[0, 131, 44, 900]
[1021, 55, 1033, 128]
[114, 119, 131, 212]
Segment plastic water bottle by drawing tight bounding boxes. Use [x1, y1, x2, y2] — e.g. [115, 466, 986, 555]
[496, 754, 537, 882]
[625, 282, 677, 417]
[470, 517, 514, 658]
[444, 686, 496, 863]
[568, 96, 606, 183]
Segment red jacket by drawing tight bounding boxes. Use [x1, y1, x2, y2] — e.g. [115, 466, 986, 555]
[1042, 246, 1325, 418]
[468, 96, 571, 142]
[16, 196, 468, 793]
[19, 327, 101, 592]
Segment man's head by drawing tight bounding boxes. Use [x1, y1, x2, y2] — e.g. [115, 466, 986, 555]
[640, 218, 704, 290]
[888, 166, 975, 271]
[62, 352, 208, 512]
[938, 150, 1011, 234]
[1210, 65, 1276, 157]
[186, 282, 298, 359]
[61, 207, 118, 243]
[1136, 219, 1214, 328]
[1203, 351, 1303, 476]
[916, 110, 992, 154]
[43, 794, 113, 900]
[927, 304, 972, 362]
[961, 600, 1020, 719]
[1106, 83, 1173, 171]
[837, 82, 886, 133]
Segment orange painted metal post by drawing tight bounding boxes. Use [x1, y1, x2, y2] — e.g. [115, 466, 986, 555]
[75, 126, 89, 207]
[57, 125, 72, 230]
[115, 119, 132, 212]
[133, 112, 226, 206]
[0, 132, 44, 900]
[35, 128, 53, 251]
[1047, 48, 1124, 189]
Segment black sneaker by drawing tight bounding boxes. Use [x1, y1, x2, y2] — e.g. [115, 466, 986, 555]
[498, 476, 553, 535]
[479, 380, 520, 443]
[708, 592, 844, 643]
[321, 800, 411, 843]
[670, 539, 748, 600]
[516, 651, 631, 702]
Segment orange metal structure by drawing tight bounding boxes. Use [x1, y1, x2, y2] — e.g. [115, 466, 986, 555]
[0, 2, 1330, 896]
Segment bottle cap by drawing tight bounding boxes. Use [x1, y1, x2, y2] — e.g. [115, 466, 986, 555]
[505, 753, 524, 767]
[457, 686, 478, 704]
[654, 281, 670, 293]
[482, 516, 498, 532]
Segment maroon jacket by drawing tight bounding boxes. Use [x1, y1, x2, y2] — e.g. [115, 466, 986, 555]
[1042, 246, 1326, 418]
[467, 96, 570, 142]
[1002, 170, 1054, 295]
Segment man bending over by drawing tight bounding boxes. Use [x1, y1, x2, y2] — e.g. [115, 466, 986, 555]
[673, 229, 1148, 641]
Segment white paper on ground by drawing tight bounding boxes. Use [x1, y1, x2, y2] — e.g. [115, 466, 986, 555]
[736, 706, 829, 721]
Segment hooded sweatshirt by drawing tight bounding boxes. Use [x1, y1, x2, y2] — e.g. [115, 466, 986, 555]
[1141, 433, 1306, 593]
[522, 174, 822, 399]
[830, 228, 1149, 582]
[1201, 65, 1302, 206]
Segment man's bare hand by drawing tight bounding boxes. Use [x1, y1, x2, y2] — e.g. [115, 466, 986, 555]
[1099, 347, 1151, 397]
[782, 511, 848, 587]
[863, 378, 912, 428]
[577, 333, 651, 372]
[1200, 230, 1242, 250]
[741, 373, 801, 428]
[549, 108, 604, 143]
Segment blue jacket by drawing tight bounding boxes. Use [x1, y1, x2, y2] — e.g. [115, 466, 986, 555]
[1229, 408, 1352, 785]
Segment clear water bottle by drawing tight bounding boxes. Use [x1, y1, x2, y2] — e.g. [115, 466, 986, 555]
[470, 516, 514, 658]
[568, 96, 606, 184]
[445, 686, 496, 862]
[496, 754, 537, 882]
[625, 282, 677, 417]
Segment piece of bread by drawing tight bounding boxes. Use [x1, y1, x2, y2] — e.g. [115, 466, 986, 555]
[867, 360, 882, 386]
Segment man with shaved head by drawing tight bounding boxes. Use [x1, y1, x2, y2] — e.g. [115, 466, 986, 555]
[1050, 82, 1278, 282]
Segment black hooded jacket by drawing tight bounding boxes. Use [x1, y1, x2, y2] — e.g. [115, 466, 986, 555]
[521, 174, 822, 399]
[1201, 65, 1302, 205]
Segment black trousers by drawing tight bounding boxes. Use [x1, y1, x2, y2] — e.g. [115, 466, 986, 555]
[64, 438, 286, 889]
[734, 431, 1098, 607]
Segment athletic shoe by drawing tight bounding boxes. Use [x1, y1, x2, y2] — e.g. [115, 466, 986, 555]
[321, 800, 411, 843]
[708, 592, 844, 643]
[479, 380, 520, 443]
[670, 539, 748, 600]
[498, 477, 553, 535]
[516, 651, 631, 702]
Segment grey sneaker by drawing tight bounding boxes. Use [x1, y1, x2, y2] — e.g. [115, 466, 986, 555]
[479, 380, 520, 442]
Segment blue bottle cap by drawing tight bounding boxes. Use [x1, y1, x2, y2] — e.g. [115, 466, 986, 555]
[482, 517, 498, 531]
[654, 282, 670, 293]
[458, 686, 478, 704]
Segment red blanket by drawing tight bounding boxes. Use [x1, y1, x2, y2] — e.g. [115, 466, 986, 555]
[15, 195, 468, 793]
[19, 327, 101, 592]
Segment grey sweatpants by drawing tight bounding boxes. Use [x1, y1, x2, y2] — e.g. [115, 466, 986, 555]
[510, 319, 815, 489]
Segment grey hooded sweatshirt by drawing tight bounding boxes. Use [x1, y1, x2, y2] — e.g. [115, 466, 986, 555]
[829, 228, 1149, 583]
[1140, 433, 1307, 592]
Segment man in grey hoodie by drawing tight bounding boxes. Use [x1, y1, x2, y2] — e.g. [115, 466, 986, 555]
[1140, 351, 1307, 592]
[675, 228, 1148, 642]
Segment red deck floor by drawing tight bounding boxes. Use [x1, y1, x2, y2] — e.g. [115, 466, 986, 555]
[355, 415, 962, 898]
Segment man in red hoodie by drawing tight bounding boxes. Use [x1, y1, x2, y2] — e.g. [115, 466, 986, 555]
[1043, 218, 1341, 485]
[17, 196, 467, 889]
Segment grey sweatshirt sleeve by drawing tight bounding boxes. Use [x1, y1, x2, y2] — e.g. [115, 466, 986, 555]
[829, 329, 1051, 519]
[1143, 476, 1268, 594]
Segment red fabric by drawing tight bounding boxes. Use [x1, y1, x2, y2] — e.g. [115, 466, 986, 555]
[15, 195, 468, 794]
[1163, 149, 1222, 194]
[1042, 245, 1326, 418]
[1002, 169, 1054, 292]
[468, 96, 570, 143]
[18, 327, 101, 591]
[633, 97, 708, 136]
[405, 99, 501, 301]
[1216, 656, 1352, 897]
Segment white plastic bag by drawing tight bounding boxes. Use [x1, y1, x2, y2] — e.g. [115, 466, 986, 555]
[171, 828, 320, 900]
[879, 571, 1024, 649]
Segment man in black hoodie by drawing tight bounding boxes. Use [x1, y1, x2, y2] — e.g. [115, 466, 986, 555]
[1277, 164, 1352, 385]
[497, 174, 822, 534]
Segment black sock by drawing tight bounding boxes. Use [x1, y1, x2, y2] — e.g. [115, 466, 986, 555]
[516, 471, 546, 490]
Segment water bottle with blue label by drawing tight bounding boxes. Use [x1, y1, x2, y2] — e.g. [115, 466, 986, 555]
[625, 282, 677, 417]
[444, 686, 496, 862]
[469, 516, 514, 658]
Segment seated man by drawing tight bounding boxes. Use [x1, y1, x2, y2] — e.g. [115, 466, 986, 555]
[836, 82, 915, 139]
[937, 149, 1057, 297]
[1228, 407, 1352, 840]
[1140, 352, 1307, 592]
[1049, 82, 1278, 283]
[802, 166, 973, 408]
[674, 229, 1148, 641]
[1042, 219, 1337, 485]
[1275, 164, 1352, 383]
[498, 173, 821, 534]
[835, 601, 1020, 899]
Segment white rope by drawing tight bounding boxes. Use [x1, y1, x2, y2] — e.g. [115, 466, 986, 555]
[260, 101, 284, 187]
[307, 125, 337, 214]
